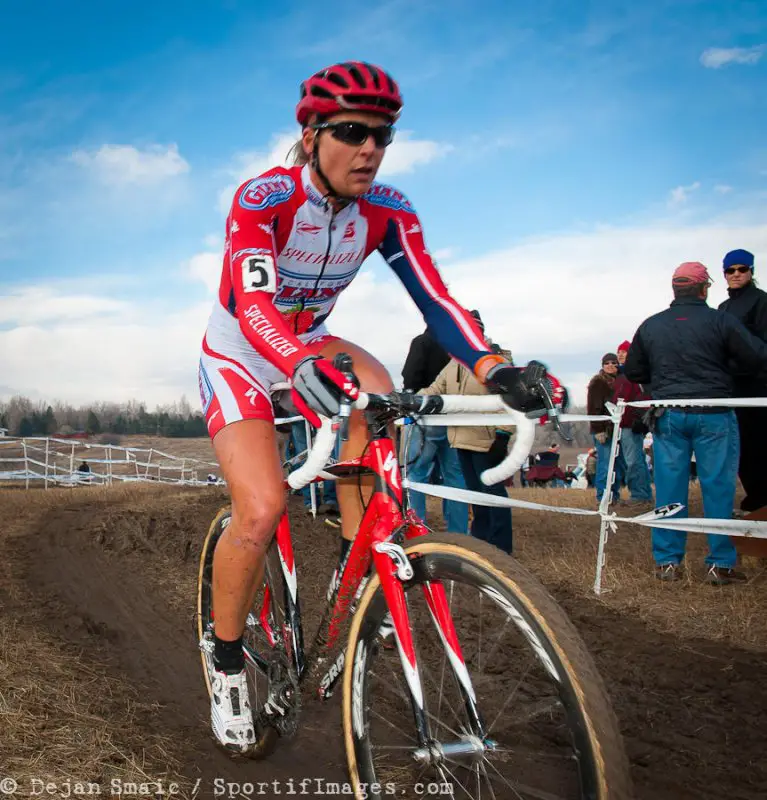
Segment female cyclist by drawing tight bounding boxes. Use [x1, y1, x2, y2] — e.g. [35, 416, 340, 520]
[198, 60, 562, 752]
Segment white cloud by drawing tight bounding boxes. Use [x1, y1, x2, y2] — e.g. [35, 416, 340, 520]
[700, 45, 766, 68]
[715, 184, 733, 194]
[668, 181, 700, 206]
[432, 247, 457, 263]
[0, 291, 211, 408]
[187, 251, 221, 294]
[3, 204, 766, 412]
[378, 132, 453, 177]
[0, 287, 128, 325]
[70, 143, 189, 185]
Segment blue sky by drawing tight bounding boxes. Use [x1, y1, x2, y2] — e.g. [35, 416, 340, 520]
[1, 0, 766, 407]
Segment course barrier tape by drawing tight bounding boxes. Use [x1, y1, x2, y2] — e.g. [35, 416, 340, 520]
[400, 395, 767, 595]
[0, 435, 221, 488]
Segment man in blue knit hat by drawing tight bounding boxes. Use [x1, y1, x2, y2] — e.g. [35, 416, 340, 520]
[718, 249, 767, 513]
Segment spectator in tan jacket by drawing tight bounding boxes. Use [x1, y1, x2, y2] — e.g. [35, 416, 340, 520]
[420, 312, 514, 553]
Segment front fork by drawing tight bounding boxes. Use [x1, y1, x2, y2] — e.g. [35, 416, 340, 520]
[372, 515, 487, 749]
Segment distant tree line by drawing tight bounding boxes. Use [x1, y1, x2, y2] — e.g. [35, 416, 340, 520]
[0, 395, 207, 438]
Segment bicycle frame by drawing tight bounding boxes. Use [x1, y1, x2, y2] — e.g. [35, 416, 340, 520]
[260, 426, 487, 747]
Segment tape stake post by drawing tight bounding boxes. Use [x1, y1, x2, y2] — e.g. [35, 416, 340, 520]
[593, 401, 625, 595]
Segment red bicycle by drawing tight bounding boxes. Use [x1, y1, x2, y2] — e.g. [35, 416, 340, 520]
[197, 356, 632, 800]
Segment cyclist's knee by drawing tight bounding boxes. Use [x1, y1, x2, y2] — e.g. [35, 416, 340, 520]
[232, 493, 285, 548]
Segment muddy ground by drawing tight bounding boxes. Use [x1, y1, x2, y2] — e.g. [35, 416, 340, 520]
[1, 484, 766, 799]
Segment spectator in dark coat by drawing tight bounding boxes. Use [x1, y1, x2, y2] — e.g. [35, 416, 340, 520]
[612, 357, 653, 503]
[625, 260, 767, 585]
[402, 327, 450, 392]
[587, 353, 623, 504]
[402, 327, 467, 534]
[717, 248, 767, 513]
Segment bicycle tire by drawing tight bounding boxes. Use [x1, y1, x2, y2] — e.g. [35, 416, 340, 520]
[196, 506, 285, 759]
[341, 532, 634, 800]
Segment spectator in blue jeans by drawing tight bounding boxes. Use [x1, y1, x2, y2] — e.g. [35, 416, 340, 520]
[625, 260, 767, 584]
[418, 312, 515, 552]
[401, 325, 466, 533]
[404, 424, 469, 534]
[611, 361, 653, 503]
[587, 353, 624, 505]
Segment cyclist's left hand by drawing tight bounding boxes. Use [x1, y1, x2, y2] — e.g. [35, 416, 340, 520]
[484, 361, 568, 418]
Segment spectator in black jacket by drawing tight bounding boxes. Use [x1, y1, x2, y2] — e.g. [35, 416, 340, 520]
[402, 327, 450, 392]
[717, 248, 767, 513]
[401, 326, 467, 534]
[625, 260, 767, 585]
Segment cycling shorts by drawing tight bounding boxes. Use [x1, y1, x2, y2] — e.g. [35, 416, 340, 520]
[198, 327, 338, 439]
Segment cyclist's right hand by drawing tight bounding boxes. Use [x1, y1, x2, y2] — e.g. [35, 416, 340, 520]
[291, 355, 360, 428]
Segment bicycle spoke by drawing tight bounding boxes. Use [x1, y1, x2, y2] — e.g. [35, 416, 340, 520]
[478, 590, 483, 676]
[482, 758, 526, 800]
[486, 654, 536, 735]
[488, 747, 576, 763]
[479, 761, 498, 800]
[417, 646, 468, 737]
[473, 616, 512, 669]
[370, 707, 418, 744]
[439, 760, 480, 800]
[369, 667, 415, 710]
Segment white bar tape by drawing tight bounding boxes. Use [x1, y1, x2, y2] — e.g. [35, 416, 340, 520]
[287, 418, 336, 490]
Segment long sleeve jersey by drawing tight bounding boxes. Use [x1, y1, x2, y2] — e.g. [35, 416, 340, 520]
[203, 164, 497, 378]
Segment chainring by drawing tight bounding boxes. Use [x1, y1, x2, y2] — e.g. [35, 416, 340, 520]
[256, 649, 301, 738]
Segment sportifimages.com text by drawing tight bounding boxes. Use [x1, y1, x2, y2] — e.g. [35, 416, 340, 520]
[0, 777, 456, 798]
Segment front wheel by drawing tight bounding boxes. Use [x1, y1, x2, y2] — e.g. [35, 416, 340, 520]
[342, 533, 633, 800]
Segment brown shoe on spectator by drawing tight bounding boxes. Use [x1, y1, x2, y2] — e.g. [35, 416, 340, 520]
[655, 563, 683, 582]
[704, 566, 748, 585]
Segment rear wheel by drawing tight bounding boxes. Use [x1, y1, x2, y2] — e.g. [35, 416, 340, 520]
[342, 533, 633, 799]
[197, 506, 296, 758]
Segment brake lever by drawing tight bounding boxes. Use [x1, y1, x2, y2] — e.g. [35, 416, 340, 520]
[523, 361, 574, 444]
[332, 352, 357, 442]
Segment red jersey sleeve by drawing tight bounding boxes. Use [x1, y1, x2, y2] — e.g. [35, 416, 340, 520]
[227, 168, 312, 374]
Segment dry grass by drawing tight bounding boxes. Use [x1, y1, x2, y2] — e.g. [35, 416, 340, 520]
[0, 619, 193, 794]
[0, 487, 200, 798]
[462, 485, 767, 652]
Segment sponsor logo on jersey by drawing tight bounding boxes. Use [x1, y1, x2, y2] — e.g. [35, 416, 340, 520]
[297, 221, 323, 235]
[281, 246, 365, 266]
[239, 174, 296, 211]
[342, 221, 356, 241]
[362, 183, 415, 213]
[242, 306, 300, 358]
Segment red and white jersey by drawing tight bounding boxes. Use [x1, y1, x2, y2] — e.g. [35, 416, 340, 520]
[202, 164, 493, 381]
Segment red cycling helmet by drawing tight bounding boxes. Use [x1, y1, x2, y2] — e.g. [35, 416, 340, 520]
[296, 61, 403, 126]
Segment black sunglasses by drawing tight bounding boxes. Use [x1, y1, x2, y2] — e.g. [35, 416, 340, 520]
[725, 266, 751, 275]
[312, 121, 395, 148]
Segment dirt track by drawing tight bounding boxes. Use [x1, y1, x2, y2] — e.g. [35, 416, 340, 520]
[2, 485, 767, 799]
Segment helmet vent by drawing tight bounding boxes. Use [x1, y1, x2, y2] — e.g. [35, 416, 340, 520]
[327, 72, 349, 88]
